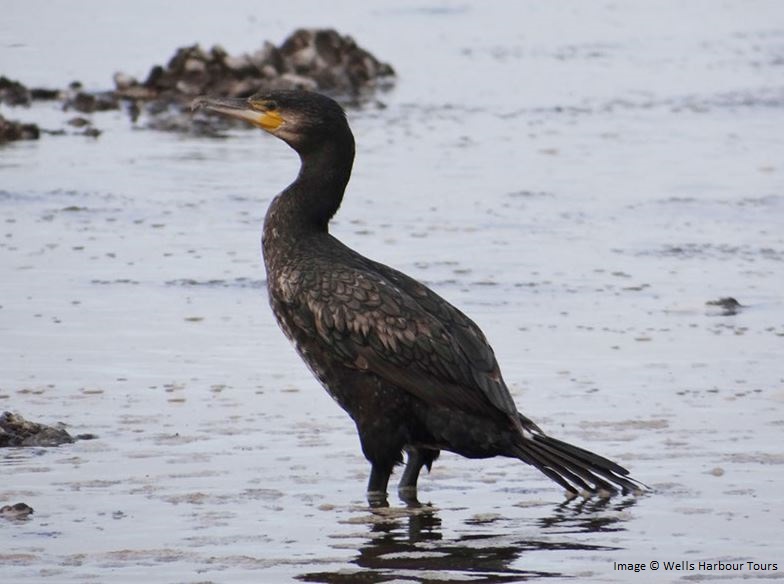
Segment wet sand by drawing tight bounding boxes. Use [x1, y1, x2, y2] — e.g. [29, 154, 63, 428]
[2, 1, 783, 582]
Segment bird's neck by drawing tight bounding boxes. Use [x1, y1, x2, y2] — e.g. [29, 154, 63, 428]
[262, 133, 355, 259]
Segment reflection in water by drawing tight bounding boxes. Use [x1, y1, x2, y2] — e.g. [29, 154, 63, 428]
[1, 448, 47, 467]
[299, 497, 638, 583]
[539, 497, 639, 534]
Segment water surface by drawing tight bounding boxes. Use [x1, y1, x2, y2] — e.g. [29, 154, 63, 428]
[2, 1, 783, 582]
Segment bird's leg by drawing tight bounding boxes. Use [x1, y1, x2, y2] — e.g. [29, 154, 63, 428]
[398, 450, 425, 491]
[366, 464, 391, 507]
[398, 448, 439, 504]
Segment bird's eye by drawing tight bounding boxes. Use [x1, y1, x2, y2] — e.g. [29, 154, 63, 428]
[264, 101, 278, 111]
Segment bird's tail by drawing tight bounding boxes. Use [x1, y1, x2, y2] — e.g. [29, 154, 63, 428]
[511, 419, 645, 496]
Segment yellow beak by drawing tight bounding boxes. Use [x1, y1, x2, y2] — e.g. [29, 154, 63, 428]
[191, 96, 283, 131]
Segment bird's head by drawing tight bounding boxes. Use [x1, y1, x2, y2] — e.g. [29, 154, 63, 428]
[191, 90, 350, 152]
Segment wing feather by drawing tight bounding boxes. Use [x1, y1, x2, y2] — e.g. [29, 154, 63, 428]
[284, 255, 520, 419]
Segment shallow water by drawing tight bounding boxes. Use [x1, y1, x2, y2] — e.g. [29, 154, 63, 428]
[2, 1, 783, 582]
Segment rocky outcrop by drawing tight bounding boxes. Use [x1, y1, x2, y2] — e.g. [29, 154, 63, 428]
[0, 29, 394, 137]
[118, 28, 394, 103]
[0, 411, 74, 447]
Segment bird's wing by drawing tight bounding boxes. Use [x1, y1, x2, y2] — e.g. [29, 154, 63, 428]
[289, 255, 520, 419]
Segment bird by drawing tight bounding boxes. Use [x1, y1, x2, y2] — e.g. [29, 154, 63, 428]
[192, 90, 643, 505]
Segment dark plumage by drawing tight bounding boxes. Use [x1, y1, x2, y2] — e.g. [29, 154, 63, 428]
[193, 90, 643, 504]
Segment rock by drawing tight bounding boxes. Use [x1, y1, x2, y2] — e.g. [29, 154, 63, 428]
[29, 87, 60, 100]
[67, 116, 91, 127]
[705, 297, 743, 316]
[250, 42, 285, 75]
[81, 126, 101, 138]
[271, 73, 318, 92]
[279, 29, 395, 94]
[0, 76, 32, 106]
[65, 91, 119, 113]
[0, 503, 34, 520]
[0, 411, 74, 447]
[0, 77, 63, 104]
[223, 53, 253, 73]
[113, 72, 138, 91]
[0, 114, 40, 143]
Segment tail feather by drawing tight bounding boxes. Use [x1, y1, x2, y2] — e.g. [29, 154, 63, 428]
[513, 429, 644, 496]
[514, 442, 598, 492]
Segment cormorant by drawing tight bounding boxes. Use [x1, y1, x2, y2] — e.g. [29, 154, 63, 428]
[192, 90, 643, 504]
